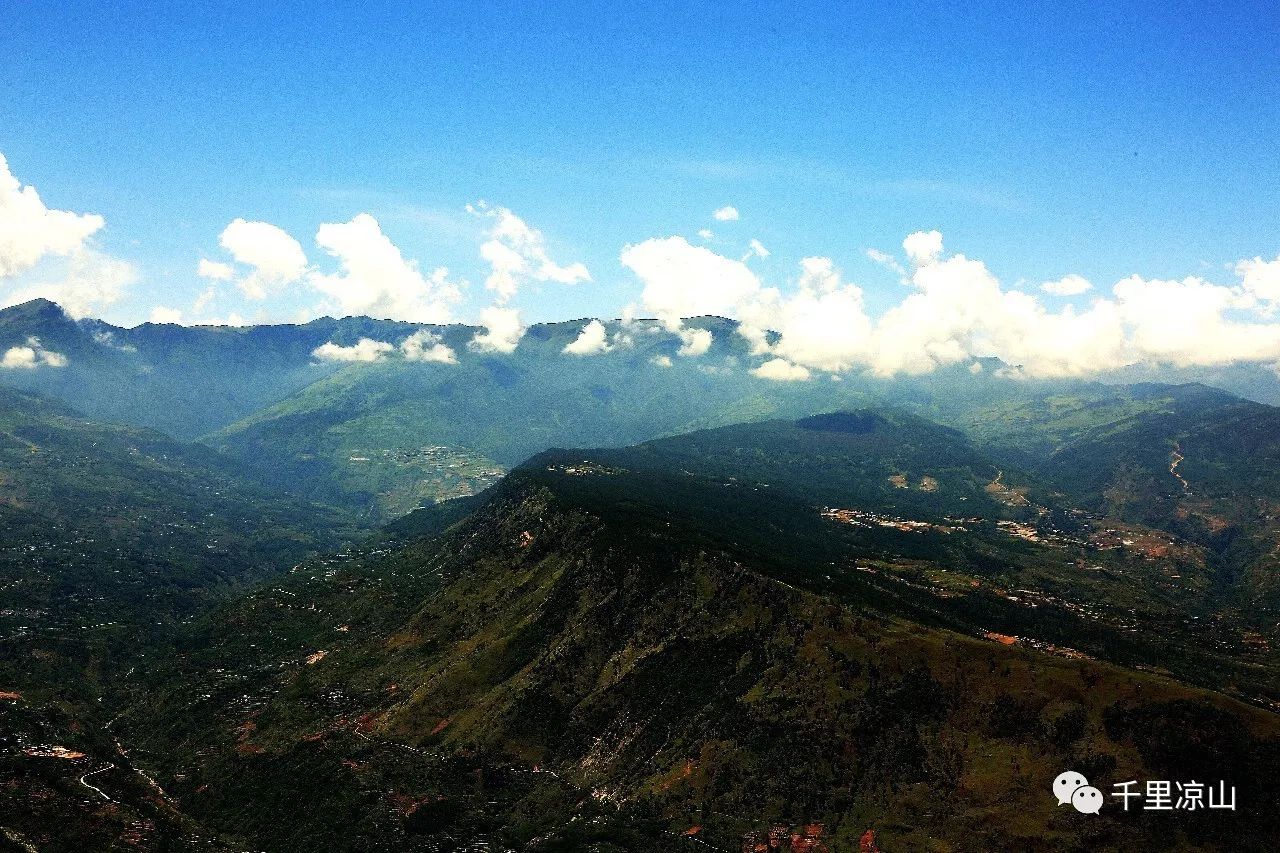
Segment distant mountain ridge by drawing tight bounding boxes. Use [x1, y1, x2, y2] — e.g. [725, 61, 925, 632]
[0, 298, 470, 439]
[7, 297, 1280, 443]
[9, 297, 1280, 551]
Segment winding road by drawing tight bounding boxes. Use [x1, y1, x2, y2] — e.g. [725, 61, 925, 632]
[78, 763, 114, 802]
[1170, 443, 1192, 495]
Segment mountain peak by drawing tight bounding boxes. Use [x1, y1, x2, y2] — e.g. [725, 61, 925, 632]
[0, 297, 69, 322]
[796, 410, 889, 434]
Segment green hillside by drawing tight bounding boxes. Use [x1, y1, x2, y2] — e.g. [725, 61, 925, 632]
[4, 301, 1280, 849]
[0, 388, 363, 849]
[0, 387, 359, 644]
[117, 450, 1280, 851]
[964, 384, 1280, 614]
[201, 316, 869, 519]
[0, 299, 350, 439]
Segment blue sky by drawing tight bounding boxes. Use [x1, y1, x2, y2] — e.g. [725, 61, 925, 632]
[2, 0, 1278, 330]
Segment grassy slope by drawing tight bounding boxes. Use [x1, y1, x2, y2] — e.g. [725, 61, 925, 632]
[964, 384, 1280, 614]
[121, 438, 1280, 851]
[0, 388, 363, 850]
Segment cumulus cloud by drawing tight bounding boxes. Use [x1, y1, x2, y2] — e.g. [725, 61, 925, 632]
[676, 326, 713, 357]
[208, 312, 247, 327]
[621, 236, 762, 330]
[752, 358, 810, 381]
[0, 154, 105, 279]
[0, 154, 134, 318]
[149, 306, 183, 324]
[848, 236, 1280, 376]
[741, 257, 873, 373]
[618, 227, 1280, 379]
[1236, 254, 1280, 306]
[698, 228, 714, 241]
[651, 354, 673, 368]
[903, 230, 944, 267]
[312, 338, 394, 363]
[713, 206, 740, 222]
[865, 245, 1127, 377]
[1041, 274, 1093, 296]
[1110, 274, 1280, 366]
[1, 336, 67, 369]
[469, 306, 525, 354]
[218, 218, 308, 299]
[3, 248, 138, 319]
[203, 213, 464, 323]
[400, 329, 457, 363]
[564, 319, 612, 356]
[312, 213, 462, 322]
[197, 259, 234, 281]
[469, 202, 590, 303]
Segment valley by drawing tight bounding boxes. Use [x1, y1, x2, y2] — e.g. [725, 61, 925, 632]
[2, 302, 1280, 850]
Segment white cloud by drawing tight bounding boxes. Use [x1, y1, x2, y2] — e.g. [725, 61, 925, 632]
[903, 230, 944, 267]
[1, 336, 66, 369]
[865, 245, 1128, 377]
[3, 248, 138, 319]
[744, 238, 770, 260]
[204, 213, 464, 322]
[197, 259, 234, 281]
[651, 354, 673, 368]
[615, 230, 1280, 379]
[676, 326, 713, 357]
[618, 230, 1138, 378]
[1110, 274, 1280, 367]
[149, 306, 183, 324]
[311, 338, 394, 363]
[312, 213, 462, 322]
[848, 237, 1280, 377]
[621, 236, 763, 330]
[698, 228, 714, 241]
[1236, 254, 1280, 306]
[469, 305, 526, 354]
[192, 286, 217, 314]
[713, 206, 740, 222]
[866, 248, 906, 278]
[218, 218, 308, 299]
[0, 153, 104, 279]
[0, 155, 134, 319]
[752, 358, 810, 381]
[564, 319, 612, 356]
[469, 202, 590, 303]
[91, 330, 136, 352]
[2, 346, 38, 369]
[741, 257, 873, 373]
[207, 312, 247, 327]
[400, 329, 457, 363]
[1040, 274, 1093, 296]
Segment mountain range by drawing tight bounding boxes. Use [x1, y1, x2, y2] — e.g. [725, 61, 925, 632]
[1, 300, 1279, 851]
